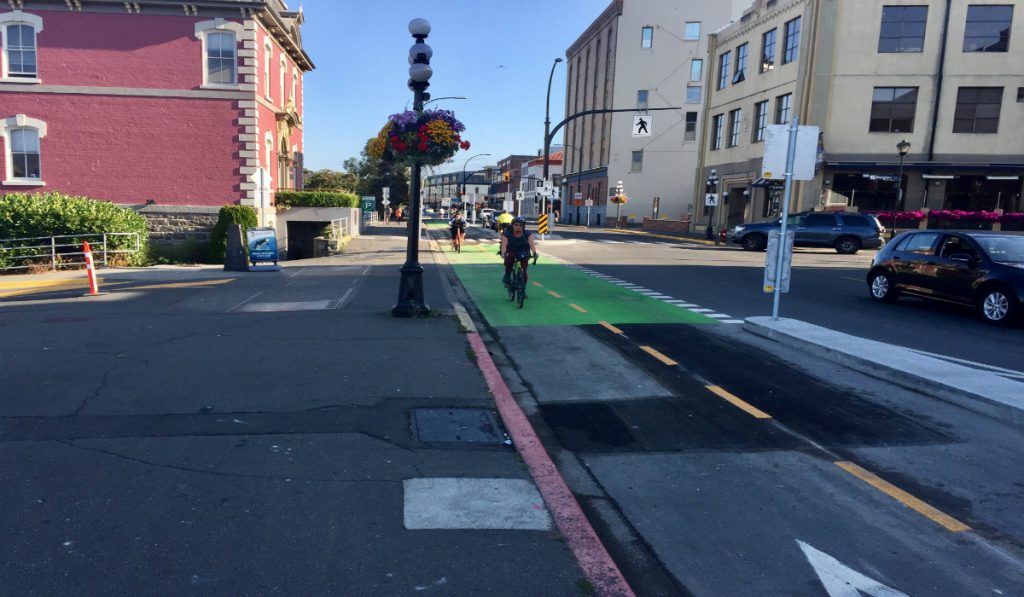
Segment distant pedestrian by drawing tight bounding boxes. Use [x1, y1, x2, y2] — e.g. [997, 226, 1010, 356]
[394, 206, 404, 224]
[384, 206, 392, 224]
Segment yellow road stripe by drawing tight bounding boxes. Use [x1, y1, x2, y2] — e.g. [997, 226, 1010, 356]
[705, 385, 772, 419]
[599, 321, 624, 334]
[640, 345, 678, 366]
[131, 279, 235, 290]
[568, 303, 588, 313]
[835, 461, 971, 532]
[532, 281, 543, 287]
[0, 277, 107, 298]
[547, 290, 562, 299]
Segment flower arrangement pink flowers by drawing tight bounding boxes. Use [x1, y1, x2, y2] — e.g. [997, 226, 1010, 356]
[609, 194, 629, 204]
[367, 109, 469, 166]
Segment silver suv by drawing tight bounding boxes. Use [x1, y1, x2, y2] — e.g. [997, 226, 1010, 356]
[730, 212, 885, 254]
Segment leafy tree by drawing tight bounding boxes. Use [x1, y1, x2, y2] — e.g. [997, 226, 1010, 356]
[342, 140, 409, 206]
[303, 168, 356, 192]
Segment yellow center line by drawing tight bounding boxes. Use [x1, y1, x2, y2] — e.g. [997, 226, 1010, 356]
[131, 279, 235, 290]
[568, 303, 588, 313]
[547, 290, 562, 299]
[599, 321, 624, 334]
[640, 345, 678, 366]
[835, 461, 971, 533]
[705, 385, 772, 419]
[532, 281, 543, 287]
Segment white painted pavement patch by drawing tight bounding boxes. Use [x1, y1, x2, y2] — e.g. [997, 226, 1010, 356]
[239, 300, 334, 312]
[404, 478, 552, 530]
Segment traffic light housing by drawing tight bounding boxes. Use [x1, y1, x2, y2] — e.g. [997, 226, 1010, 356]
[502, 172, 510, 182]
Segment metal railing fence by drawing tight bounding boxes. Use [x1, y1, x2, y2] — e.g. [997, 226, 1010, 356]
[0, 233, 141, 272]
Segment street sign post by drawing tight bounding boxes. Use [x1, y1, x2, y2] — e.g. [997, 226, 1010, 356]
[763, 229, 794, 293]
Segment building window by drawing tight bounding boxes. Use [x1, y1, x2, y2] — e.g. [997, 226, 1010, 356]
[641, 26, 653, 48]
[631, 150, 643, 172]
[2, 115, 47, 184]
[1018, 87, 1024, 102]
[753, 100, 769, 142]
[711, 114, 724, 150]
[263, 42, 272, 98]
[870, 87, 918, 132]
[279, 57, 286, 103]
[761, 28, 776, 72]
[637, 89, 648, 110]
[195, 20, 243, 88]
[206, 31, 237, 85]
[685, 112, 698, 141]
[685, 21, 701, 41]
[878, 5, 928, 53]
[686, 85, 701, 103]
[783, 17, 801, 64]
[775, 93, 792, 124]
[728, 109, 742, 147]
[1, 12, 43, 81]
[953, 87, 1003, 133]
[690, 59, 703, 82]
[291, 72, 298, 104]
[963, 5, 1013, 52]
[733, 43, 748, 84]
[717, 51, 731, 90]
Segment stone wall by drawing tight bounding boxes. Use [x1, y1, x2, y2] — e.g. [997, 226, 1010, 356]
[133, 204, 221, 245]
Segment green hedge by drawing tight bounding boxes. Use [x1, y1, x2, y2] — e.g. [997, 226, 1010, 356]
[275, 191, 359, 209]
[208, 205, 258, 263]
[0, 192, 150, 267]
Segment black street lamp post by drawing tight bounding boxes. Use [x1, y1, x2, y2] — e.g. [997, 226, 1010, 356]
[459, 152, 491, 211]
[705, 169, 719, 241]
[892, 139, 911, 242]
[541, 57, 563, 181]
[392, 18, 433, 318]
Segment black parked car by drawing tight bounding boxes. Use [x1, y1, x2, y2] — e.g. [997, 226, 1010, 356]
[866, 230, 1024, 325]
[730, 212, 885, 254]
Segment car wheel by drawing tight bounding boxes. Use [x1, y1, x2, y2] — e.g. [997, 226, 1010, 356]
[868, 269, 899, 303]
[835, 236, 862, 255]
[978, 286, 1019, 325]
[741, 234, 767, 251]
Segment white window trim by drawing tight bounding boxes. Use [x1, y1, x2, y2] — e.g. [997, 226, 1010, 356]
[2, 114, 47, 185]
[291, 71, 297, 105]
[263, 40, 272, 100]
[0, 11, 43, 83]
[264, 132, 274, 186]
[194, 18, 243, 90]
[278, 56, 286, 104]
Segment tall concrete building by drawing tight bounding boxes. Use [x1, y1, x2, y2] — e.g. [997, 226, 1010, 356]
[561, 0, 748, 226]
[698, 0, 1024, 233]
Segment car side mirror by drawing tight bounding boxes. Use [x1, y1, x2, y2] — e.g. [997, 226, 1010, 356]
[949, 253, 977, 266]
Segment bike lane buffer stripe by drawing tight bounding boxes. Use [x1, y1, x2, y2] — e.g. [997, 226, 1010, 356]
[834, 461, 971, 533]
[467, 331, 635, 597]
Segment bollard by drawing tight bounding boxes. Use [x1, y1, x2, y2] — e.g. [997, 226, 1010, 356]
[719, 227, 728, 244]
[83, 241, 101, 295]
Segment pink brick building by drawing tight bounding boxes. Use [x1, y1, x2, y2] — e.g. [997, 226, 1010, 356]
[0, 0, 313, 226]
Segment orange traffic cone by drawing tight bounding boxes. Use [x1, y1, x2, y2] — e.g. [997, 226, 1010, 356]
[83, 241, 101, 296]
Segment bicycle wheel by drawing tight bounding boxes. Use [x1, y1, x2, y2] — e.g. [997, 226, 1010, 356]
[515, 269, 525, 308]
[507, 266, 517, 301]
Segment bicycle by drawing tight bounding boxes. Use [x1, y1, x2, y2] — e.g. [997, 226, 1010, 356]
[452, 229, 464, 253]
[504, 253, 538, 308]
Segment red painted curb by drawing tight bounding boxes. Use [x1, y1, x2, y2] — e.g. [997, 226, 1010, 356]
[467, 331, 635, 597]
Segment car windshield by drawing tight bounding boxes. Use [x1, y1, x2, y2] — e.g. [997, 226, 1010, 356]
[975, 236, 1024, 263]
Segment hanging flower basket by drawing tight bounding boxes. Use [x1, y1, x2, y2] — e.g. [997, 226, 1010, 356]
[367, 109, 469, 166]
[609, 194, 629, 205]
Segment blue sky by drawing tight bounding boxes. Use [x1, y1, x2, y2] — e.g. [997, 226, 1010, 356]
[298, 0, 607, 174]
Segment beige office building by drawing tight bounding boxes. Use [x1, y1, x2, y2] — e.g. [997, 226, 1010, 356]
[697, 0, 1024, 233]
[561, 0, 748, 226]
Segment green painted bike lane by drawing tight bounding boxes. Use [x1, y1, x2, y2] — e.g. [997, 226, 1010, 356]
[443, 241, 719, 328]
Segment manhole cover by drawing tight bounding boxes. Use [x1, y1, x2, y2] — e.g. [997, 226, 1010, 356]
[412, 408, 504, 444]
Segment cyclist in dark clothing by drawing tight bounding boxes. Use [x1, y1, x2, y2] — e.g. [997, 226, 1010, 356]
[500, 216, 538, 287]
[449, 211, 467, 251]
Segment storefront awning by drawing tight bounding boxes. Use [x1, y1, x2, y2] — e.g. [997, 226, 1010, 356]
[751, 177, 784, 188]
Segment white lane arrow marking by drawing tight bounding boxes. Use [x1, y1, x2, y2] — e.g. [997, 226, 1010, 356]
[798, 540, 908, 597]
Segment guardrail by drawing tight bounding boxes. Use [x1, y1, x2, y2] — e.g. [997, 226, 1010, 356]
[0, 233, 141, 272]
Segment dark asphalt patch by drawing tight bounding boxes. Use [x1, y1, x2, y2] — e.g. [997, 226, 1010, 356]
[412, 408, 505, 444]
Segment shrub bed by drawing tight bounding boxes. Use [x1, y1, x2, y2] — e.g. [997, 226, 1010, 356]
[0, 192, 150, 267]
[275, 191, 358, 209]
[208, 205, 258, 263]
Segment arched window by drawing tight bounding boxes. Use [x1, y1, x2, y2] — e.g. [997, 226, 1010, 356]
[264, 133, 274, 185]
[194, 19, 243, 88]
[291, 71, 297, 105]
[0, 11, 43, 81]
[2, 114, 47, 184]
[278, 137, 291, 189]
[263, 41, 272, 98]
[279, 57, 286, 104]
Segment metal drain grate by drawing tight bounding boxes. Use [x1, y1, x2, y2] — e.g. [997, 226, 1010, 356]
[412, 408, 504, 444]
